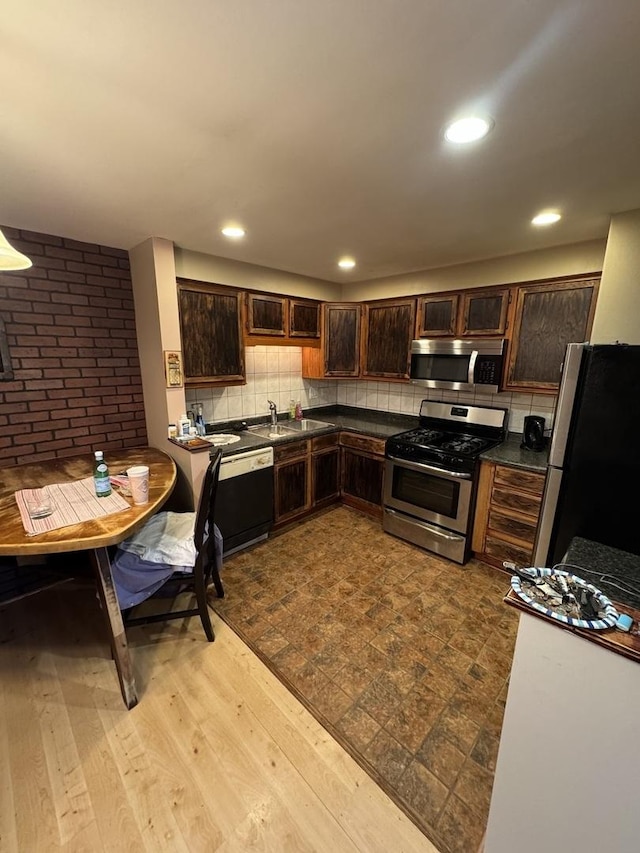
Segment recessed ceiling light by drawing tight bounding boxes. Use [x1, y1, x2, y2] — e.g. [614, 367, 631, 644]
[531, 210, 562, 226]
[444, 116, 493, 144]
[221, 225, 246, 239]
[338, 257, 356, 270]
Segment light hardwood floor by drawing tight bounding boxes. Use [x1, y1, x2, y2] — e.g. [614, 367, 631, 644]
[0, 580, 439, 852]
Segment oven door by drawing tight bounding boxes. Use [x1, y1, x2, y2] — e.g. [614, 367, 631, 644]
[383, 455, 473, 534]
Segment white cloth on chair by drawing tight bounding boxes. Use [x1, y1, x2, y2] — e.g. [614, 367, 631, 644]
[118, 511, 198, 566]
[111, 513, 223, 610]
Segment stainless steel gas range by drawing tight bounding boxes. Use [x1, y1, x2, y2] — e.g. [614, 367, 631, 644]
[383, 401, 507, 564]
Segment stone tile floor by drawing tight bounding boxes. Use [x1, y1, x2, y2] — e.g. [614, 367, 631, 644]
[213, 506, 518, 853]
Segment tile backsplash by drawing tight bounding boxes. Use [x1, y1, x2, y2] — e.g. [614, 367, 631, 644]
[187, 345, 557, 434]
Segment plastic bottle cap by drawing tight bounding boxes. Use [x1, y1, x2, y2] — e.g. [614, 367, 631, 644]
[95, 451, 103, 459]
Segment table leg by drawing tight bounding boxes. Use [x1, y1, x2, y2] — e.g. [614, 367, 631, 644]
[90, 546, 138, 709]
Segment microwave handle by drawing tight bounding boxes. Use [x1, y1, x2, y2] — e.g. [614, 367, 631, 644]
[467, 350, 478, 384]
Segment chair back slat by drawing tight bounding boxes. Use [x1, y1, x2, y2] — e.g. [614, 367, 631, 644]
[194, 449, 223, 556]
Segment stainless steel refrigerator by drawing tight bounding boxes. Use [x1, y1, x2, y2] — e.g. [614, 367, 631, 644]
[534, 342, 640, 567]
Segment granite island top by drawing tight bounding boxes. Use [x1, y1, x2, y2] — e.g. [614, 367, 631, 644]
[505, 535, 640, 665]
[562, 536, 640, 611]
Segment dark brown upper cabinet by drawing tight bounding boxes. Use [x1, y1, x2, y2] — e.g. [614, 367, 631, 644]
[245, 292, 321, 347]
[416, 287, 509, 338]
[301, 302, 361, 378]
[361, 298, 416, 379]
[416, 294, 459, 337]
[177, 280, 245, 387]
[289, 298, 320, 338]
[504, 276, 599, 393]
[246, 292, 287, 336]
[459, 288, 510, 336]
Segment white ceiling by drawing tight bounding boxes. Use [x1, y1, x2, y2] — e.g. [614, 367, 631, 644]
[2, 1, 640, 283]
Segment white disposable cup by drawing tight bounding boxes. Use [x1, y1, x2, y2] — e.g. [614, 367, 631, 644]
[126, 465, 150, 505]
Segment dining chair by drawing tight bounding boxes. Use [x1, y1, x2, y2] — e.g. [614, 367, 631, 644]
[113, 449, 224, 641]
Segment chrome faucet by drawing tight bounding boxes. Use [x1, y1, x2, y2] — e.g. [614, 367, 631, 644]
[268, 400, 278, 427]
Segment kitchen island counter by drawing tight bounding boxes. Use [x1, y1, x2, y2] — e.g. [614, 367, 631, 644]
[484, 539, 640, 852]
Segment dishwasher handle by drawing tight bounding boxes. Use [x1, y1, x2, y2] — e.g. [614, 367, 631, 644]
[219, 447, 274, 481]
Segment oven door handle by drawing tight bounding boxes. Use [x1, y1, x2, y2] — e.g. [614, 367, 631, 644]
[386, 454, 473, 481]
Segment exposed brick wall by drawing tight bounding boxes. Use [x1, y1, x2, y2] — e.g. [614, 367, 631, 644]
[0, 226, 148, 466]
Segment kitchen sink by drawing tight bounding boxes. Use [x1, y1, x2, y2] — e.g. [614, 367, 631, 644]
[247, 424, 299, 439]
[285, 418, 335, 431]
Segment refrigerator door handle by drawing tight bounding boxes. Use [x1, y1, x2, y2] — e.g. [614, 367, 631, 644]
[548, 342, 586, 468]
[533, 466, 563, 567]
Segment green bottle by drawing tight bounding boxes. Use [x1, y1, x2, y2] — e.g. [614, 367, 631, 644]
[93, 450, 112, 497]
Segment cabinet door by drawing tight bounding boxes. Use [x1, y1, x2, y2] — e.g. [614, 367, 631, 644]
[341, 448, 384, 517]
[325, 303, 361, 376]
[246, 293, 287, 336]
[312, 447, 340, 505]
[289, 298, 320, 338]
[361, 299, 416, 379]
[178, 281, 245, 386]
[459, 288, 510, 336]
[504, 277, 599, 392]
[416, 294, 458, 337]
[275, 457, 310, 522]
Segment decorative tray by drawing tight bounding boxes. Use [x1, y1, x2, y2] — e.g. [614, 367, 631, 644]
[510, 566, 619, 630]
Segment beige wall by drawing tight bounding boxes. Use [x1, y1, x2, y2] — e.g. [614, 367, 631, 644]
[175, 248, 341, 301]
[342, 239, 606, 302]
[591, 209, 640, 344]
[129, 236, 199, 510]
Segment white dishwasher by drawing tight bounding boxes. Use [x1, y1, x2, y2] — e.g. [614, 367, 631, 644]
[214, 446, 274, 556]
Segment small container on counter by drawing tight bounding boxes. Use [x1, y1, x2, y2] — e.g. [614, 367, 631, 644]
[295, 400, 303, 421]
[168, 423, 178, 439]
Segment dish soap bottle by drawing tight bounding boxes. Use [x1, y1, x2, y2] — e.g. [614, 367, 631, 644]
[289, 399, 296, 420]
[93, 450, 112, 497]
[295, 400, 303, 421]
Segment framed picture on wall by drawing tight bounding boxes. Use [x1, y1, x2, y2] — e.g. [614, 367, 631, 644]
[164, 350, 183, 388]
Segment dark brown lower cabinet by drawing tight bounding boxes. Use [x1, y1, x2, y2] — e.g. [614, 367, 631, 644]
[311, 434, 341, 506]
[274, 441, 310, 525]
[339, 432, 386, 519]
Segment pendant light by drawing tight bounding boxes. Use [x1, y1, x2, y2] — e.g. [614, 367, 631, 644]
[0, 229, 32, 270]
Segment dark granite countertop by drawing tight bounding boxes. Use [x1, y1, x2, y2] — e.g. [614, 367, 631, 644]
[480, 432, 549, 473]
[562, 536, 640, 612]
[504, 535, 640, 666]
[202, 405, 419, 457]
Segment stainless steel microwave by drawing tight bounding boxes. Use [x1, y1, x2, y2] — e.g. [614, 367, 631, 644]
[409, 338, 504, 393]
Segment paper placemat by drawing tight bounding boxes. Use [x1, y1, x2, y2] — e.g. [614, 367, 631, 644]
[15, 477, 132, 536]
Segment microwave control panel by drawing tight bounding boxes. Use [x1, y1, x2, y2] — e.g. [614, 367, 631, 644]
[474, 355, 503, 385]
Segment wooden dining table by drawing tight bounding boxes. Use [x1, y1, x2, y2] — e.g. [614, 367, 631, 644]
[0, 446, 177, 709]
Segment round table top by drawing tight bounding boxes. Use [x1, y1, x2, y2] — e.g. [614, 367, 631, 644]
[0, 447, 177, 556]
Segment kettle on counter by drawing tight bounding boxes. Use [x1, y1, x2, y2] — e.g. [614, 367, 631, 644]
[521, 415, 546, 451]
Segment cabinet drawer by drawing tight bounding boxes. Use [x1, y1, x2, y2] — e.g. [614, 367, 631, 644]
[311, 432, 339, 452]
[491, 484, 542, 518]
[494, 465, 545, 496]
[488, 508, 538, 546]
[484, 535, 533, 568]
[274, 440, 308, 464]
[339, 431, 386, 457]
